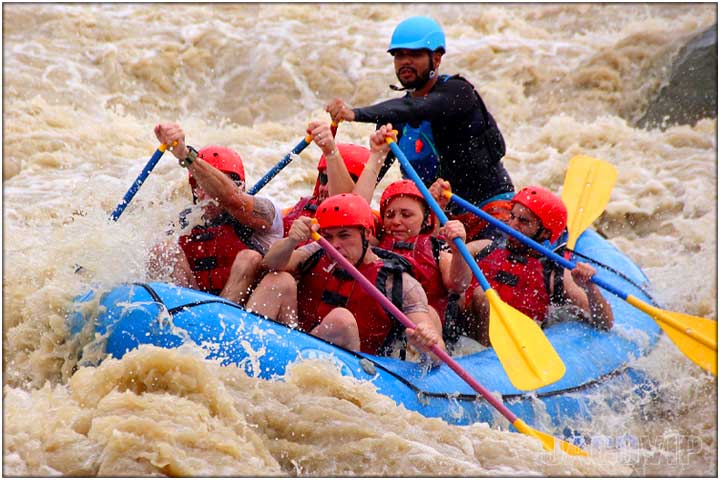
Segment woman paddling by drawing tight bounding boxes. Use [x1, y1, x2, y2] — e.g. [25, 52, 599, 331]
[351, 124, 472, 347]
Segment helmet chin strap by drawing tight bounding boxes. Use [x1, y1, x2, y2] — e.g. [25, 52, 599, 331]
[389, 84, 414, 92]
[421, 209, 433, 234]
[355, 231, 370, 268]
[428, 51, 437, 79]
[388, 74, 433, 92]
[528, 226, 551, 254]
[508, 225, 548, 256]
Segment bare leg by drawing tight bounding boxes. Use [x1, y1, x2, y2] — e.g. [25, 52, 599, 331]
[310, 307, 361, 351]
[220, 249, 263, 305]
[246, 271, 298, 325]
[466, 287, 491, 346]
[147, 240, 198, 289]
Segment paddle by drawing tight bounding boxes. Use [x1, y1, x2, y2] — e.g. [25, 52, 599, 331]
[385, 137, 566, 392]
[247, 134, 314, 195]
[248, 120, 338, 195]
[76, 142, 176, 273]
[562, 156, 716, 374]
[309, 228, 587, 456]
[445, 190, 718, 376]
[561, 155, 618, 251]
[109, 142, 176, 221]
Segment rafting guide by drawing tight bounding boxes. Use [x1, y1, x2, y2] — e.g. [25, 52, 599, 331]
[326, 15, 515, 241]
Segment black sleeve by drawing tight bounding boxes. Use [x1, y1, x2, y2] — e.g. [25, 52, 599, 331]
[352, 77, 479, 125]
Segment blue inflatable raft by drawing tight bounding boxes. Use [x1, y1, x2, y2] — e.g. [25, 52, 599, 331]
[70, 229, 662, 430]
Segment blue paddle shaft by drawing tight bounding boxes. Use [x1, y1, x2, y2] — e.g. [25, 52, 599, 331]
[111, 135, 310, 220]
[110, 147, 166, 221]
[387, 141, 492, 292]
[448, 192, 631, 302]
[247, 137, 311, 195]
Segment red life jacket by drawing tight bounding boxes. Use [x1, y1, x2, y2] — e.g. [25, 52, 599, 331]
[466, 239, 564, 325]
[378, 234, 449, 322]
[282, 196, 320, 237]
[178, 213, 259, 295]
[450, 198, 513, 241]
[296, 247, 410, 355]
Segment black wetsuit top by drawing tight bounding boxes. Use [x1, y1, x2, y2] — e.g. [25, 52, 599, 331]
[352, 74, 514, 212]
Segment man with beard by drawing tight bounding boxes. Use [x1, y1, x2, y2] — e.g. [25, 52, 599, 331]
[325, 15, 515, 240]
[457, 186, 614, 346]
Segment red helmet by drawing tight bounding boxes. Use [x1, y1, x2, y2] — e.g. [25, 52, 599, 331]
[189, 145, 245, 190]
[380, 179, 435, 231]
[315, 193, 375, 232]
[512, 186, 568, 243]
[317, 144, 370, 178]
[313, 144, 370, 198]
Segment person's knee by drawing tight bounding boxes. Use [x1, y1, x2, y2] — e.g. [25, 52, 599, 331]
[466, 288, 491, 345]
[314, 308, 360, 350]
[148, 242, 165, 261]
[231, 249, 263, 275]
[147, 240, 188, 278]
[149, 240, 178, 263]
[324, 307, 357, 329]
[256, 271, 296, 294]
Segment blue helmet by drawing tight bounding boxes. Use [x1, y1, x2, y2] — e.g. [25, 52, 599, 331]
[388, 16, 446, 54]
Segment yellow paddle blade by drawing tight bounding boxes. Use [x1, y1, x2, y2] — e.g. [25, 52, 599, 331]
[627, 295, 717, 375]
[486, 289, 566, 391]
[561, 155, 617, 250]
[512, 419, 589, 456]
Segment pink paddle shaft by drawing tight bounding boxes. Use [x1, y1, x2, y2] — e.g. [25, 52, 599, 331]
[314, 234, 519, 423]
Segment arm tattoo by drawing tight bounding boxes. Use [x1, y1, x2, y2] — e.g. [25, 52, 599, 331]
[251, 196, 276, 228]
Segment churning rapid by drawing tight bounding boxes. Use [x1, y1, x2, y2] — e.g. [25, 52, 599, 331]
[3, 3, 717, 477]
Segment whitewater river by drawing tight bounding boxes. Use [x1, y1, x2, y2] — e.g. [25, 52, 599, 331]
[3, 3, 717, 476]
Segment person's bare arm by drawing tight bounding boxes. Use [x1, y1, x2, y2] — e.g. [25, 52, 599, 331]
[353, 124, 396, 203]
[154, 122, 275, 231]
[188, 159, 276, 231]
[307, 121, 355, 196]
[465, 238, 492, 257]
[399, 273, 447, 358]
[437, 221, 471, 294]
[262, 216, 316, 273]
[562, 263, 614, 330]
